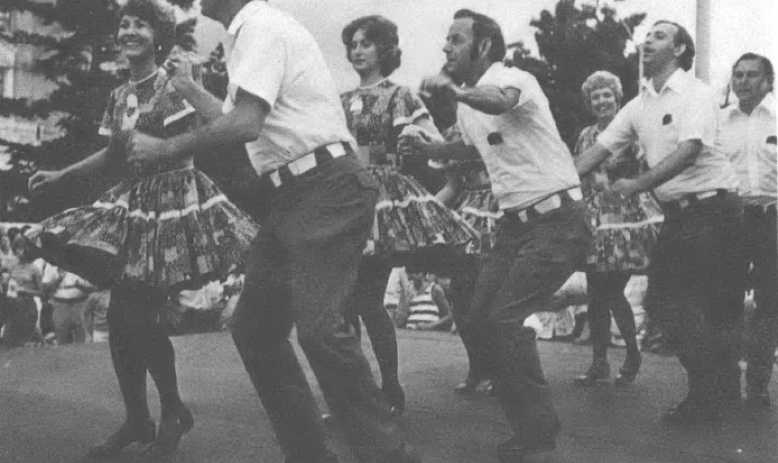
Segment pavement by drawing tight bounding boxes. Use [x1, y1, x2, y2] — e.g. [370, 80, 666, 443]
[0, 329, 776, 463]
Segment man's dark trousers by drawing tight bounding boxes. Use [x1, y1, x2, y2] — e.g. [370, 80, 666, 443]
[744, 203, 777, 401]
[230, 153, 404, 462]
[645, 194, 747, 409]
[466, 199, 590, 439]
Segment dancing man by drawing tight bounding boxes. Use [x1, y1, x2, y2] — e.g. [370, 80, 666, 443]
[125, 1, 420, 462]
[403, 9, 590, 461]
[719, 53, 776, 408]
[576, 21, 745, 423]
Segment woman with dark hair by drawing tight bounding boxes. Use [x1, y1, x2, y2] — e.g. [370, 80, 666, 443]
[338, 15, 478, 415]
[26, 0, 258, 457]
[571, 71, 663, 387]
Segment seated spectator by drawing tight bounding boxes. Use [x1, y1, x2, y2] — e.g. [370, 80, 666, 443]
[396, 265, 453, 332]
[3, 236, 43, 347]
[48, 268, 96, 345]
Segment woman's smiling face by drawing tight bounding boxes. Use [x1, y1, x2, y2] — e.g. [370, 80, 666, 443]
[117, 15, 156, 62]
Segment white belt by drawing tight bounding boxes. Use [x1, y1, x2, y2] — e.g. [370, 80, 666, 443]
[268, 143, 348, 188]
[503, 187, 583, 223]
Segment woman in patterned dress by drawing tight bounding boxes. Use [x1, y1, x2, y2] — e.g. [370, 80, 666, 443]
[339, 15, 478, 415]
[571, 71, 663, 387]
[26, 1, 258, 457]
[433, 123, 501, 395]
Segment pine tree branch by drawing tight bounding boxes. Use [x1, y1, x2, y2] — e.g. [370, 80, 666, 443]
[0, 97, 51, 120]
[0, 0, 58, 24]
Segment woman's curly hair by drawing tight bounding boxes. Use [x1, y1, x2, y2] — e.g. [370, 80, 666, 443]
[341, 15, 402, 77]
[117, 0, 177, 65]
[581, 70, 623, 113]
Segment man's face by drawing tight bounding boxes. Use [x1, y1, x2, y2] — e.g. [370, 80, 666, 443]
[443, 18, 476, 83]
[642, 22, 682, 72]
[732, 59, 772, 108]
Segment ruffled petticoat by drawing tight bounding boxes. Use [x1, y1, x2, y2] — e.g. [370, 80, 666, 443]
[365, 165, 479, 259]
[26, 168, 259, 291]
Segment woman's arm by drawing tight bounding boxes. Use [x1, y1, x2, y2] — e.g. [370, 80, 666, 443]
[435, 170, 461, 207]
[169, 56, 224, 124]
[29, 146, 112, 192]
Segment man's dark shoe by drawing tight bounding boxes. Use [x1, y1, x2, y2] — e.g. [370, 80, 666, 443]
[662, 398, 725, 424]
[496, 418, 560, 462]
[378, 443, 422, 463]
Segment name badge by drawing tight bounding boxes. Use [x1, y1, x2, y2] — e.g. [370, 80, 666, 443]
[662, 114, 673, 125]
[767, 135, 777, 145]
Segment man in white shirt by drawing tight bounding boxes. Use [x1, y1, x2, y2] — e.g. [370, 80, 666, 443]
[576, 21, 746, 424]
[125, 1, 419, 462]
[403, 9, 590, 461]
[719, 53, 777, 408]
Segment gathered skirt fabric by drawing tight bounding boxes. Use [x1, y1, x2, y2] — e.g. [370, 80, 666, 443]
[366, 165, 479, 257]
[584, 190, 664, 273]
[27, 168, 259, 291]
[452, 186, 502, 255]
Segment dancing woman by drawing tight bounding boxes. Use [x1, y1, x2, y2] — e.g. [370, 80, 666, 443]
[339, 15, 478, 414]
[26, 0, 258, 457]
[433, 123, 501, 395]
[571, 71, 663, 386]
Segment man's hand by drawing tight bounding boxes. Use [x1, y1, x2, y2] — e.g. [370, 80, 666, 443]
[398, 127, 434, 158]
[420, 74, 462, 101]
[166, 52, 200, 92]
[606, 178, 641, 200]
[124, 131, 169, 167]
[28, 170, 64, 192]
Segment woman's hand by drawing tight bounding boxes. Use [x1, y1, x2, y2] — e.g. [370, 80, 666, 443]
[28, 170, 65, 192]
[166, 53, 198, 92]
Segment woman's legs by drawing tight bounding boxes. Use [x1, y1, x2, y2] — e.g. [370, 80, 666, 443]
[354, 257, 404, 411]
[575, 272, 634, 385]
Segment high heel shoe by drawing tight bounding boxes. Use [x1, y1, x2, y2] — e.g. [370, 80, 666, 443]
[454, 376, 481, 395]
[382, 381, 406, 416]
[614, 352, 641, 386]
[147, 404, 194, 457]
[573, 359, 610, 386]
[87, 419, 156, 458]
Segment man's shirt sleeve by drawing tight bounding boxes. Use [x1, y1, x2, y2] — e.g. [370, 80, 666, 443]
[229, 17, 287, 109]
[598, 99, 638, 155]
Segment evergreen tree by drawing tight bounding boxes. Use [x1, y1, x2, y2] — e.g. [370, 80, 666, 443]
[509, 0, 646, 149]
[0, 0, 122, 221]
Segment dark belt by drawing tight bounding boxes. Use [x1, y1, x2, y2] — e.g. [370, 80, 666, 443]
[502, 187, 582, 223]
[660, 189, 730, 215]
[265, 142, 352, 188]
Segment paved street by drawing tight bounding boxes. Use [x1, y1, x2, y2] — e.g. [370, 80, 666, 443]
[1, 329, 776, 463]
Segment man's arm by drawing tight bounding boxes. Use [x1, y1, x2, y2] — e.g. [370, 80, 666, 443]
[574, 142, 613, 177]
[454, 85, 521, 116]
[421, 74, 520, 116]
[169, 57, 224, 124]
[611, 140, 702, 196]
[126, 88, 268, 165]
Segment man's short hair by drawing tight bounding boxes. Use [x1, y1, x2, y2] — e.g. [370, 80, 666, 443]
[653, 20, 695, 71]
[733, 53, 775, 88]
[453, 9, 506, 62]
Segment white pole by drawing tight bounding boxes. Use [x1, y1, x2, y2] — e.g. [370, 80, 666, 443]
[695, 0, 711, 82]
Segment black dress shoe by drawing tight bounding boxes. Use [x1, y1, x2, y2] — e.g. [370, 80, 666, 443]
[574, 360, 610, 387]
[496, 417, 560, 462]
[454, 378, 480, 395]
[614, 352, 642, 387]
[87, 419, 156, 458]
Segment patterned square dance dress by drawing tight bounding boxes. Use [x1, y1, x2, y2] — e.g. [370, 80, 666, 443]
[573, 124, 664, 273]
[341, 79, 479, 259]
[26, 70, 259, 295]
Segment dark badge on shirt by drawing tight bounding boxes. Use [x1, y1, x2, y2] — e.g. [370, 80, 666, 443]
[662, 113, 673, 125]
[766, 135, 777, 145]
[487, 132, 503, 145]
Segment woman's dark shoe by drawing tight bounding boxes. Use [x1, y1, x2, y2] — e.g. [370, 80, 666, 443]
[147, 404, 194, 457]
[382, 381, 406, 416]
[614, 352, 642, 387]
[483, 380, 495, 396]
[574, 359, 610, 386]
[454, 376, 481, 395]
[87, 419, 156, 458]
[496, 417, 560, 462]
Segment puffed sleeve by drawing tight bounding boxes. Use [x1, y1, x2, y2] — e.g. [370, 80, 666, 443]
[392, 86, 430, 127]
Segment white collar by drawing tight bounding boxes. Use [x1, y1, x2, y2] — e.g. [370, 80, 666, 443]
[723, 92, 776, 119]
[643, 68, 690, 96]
